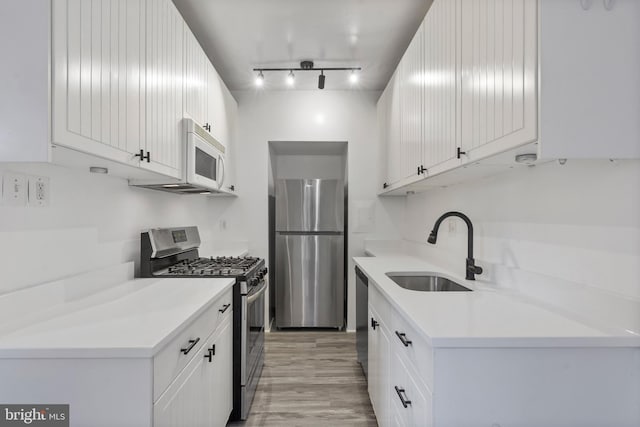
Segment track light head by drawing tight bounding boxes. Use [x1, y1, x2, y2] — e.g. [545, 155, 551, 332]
[349, 70, 359, 84]
[255, 70, 264, 87]
[318, 70, 325, 90]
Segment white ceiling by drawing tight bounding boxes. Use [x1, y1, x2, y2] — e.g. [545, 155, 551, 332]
[173, 0, 432, 91]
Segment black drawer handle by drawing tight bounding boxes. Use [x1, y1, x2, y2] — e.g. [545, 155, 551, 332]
[204, 348, 213, 363]
[181, 337, 200, 355]
[395, 386, 412, 408]
[371, 317, 379, 330]
[395, 331, 412, 347]
[219, 303, 231, 313]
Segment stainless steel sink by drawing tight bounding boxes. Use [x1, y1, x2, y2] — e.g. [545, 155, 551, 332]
[385, 273, 472, 292]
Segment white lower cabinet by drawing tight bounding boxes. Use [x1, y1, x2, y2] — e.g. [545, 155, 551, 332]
[367, 280, 640, 426]
[369, 285, 432, 427]
[154, 316, 233, 427]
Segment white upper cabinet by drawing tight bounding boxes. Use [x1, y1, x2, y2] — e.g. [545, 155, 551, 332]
[219, 86, 238, 193]
[422, 0, 459, 173]
[52, 0, 146, 165]
[399, 22, 424, 181]
[459, 0, 537, 162]
[145, 0, 184, 178]
[184, 25, 209, 129]
[2, 0, 238, 188]
[378, 0, 640, 195]
[385, 71, 403, 187]
[207, 64, 226, 145]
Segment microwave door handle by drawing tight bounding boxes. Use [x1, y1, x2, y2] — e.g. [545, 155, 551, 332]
[218, 155, 226, 189]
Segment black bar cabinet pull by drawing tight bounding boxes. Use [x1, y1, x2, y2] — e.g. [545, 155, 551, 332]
[219, 303, 231, 313]
[371, 317, 379, 330]
[134, 149, 151, 163]
[395, 331, 412, 347]
[181, 337, 200, 355]
[210, 344, 215, 356]
[456, 147, 466, 159]
[204, 348, 213, 363]
[395, 386, 412, 408]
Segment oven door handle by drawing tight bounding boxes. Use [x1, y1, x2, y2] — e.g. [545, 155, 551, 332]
[247, 280, 267, 305]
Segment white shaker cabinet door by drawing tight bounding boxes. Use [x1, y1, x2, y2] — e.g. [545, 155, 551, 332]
[52, 0, 146, 164]
[206, 64, 227, 146]
[183, 25, 208, 128]
[207, 319, 233, 426]
[144, 0, 183, 179]
[368, 304, 392, 427]
[385, 71, 403, 186]
[399, 22, 424, 180]
[153, 343, 209, 427]
[459, 0, 537, 160]
[219, 87, 238, 193]
[422, 0, 459, 171]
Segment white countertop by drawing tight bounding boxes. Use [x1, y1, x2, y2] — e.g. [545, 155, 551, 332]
[0, 276, 234, 358]
[354, 255, 640, 348]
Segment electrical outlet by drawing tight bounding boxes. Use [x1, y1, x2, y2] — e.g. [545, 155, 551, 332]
[28, 175, 50, 207]
[2, 173, 27, 206]
[448, 218, 457, 233]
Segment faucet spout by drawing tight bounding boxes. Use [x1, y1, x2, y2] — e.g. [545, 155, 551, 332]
[427, 211, 483, 280]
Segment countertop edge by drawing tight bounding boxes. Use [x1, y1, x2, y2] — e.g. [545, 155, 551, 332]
[354, 256, 640, 349]
[0, 278, 236, 359]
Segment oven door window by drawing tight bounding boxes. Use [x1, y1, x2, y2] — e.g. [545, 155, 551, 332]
[195, 147, 218, 181]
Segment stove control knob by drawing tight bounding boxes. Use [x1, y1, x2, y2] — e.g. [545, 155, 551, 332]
[249, 278, 258, 287]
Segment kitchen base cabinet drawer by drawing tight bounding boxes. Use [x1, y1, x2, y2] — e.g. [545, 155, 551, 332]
[391, 352, 433, 427]
[391, 307, 434, 390]
[153, 288, 232, 400]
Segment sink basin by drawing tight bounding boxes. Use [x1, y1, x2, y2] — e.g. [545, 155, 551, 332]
[385, 273, 472, 292]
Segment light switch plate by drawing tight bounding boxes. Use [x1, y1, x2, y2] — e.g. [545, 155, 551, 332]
[28, 175, 50, 207]
[2, 173, 27, 206]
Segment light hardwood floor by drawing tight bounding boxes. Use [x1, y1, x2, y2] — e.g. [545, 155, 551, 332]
[229, 331, 377, 427]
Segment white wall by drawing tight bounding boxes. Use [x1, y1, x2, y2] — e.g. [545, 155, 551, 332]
[0, 162, 238, 294]
[230, 90, 405, 331]
[398, 159, 640, 333]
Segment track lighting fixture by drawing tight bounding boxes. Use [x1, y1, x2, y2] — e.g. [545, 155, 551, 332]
[253, 61, 361, 89]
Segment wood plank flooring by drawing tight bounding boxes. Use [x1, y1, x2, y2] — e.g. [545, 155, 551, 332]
[229, 331, 377, 427]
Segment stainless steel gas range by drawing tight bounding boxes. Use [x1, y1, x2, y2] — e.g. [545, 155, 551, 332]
[139, 226, 266, 421]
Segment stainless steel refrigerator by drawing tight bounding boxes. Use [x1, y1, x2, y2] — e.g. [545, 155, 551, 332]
[275, 179, 345, 328]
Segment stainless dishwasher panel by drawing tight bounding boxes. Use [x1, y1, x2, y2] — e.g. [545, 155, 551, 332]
[355, 266, 368, 379]
[275, 233, 344, 328]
